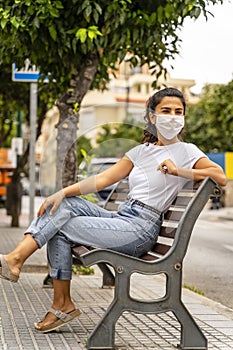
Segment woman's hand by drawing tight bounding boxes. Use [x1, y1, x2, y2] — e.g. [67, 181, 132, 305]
[158, 157, 227, 186]
[37, 190, 65, 217]
[158, 159, 178, 175]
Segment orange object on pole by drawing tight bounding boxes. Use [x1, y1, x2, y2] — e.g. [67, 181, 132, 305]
[0, 149, 15, 198]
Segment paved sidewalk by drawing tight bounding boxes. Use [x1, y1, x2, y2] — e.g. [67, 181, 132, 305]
[0, 206, 233, 349]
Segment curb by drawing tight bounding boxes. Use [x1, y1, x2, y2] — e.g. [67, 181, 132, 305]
[182, 287, 233, 321]
[21, 265, 49, 274]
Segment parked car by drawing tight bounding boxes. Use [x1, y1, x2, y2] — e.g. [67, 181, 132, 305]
[21, 166, 42, 196]
[79, 157, 120, 201]
[21, 176, 42, 196]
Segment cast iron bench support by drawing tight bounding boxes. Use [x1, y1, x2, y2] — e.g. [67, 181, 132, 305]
[72, 177, 221, 349]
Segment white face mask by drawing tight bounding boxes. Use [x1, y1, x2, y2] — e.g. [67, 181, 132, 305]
[155, 114, 184, 140]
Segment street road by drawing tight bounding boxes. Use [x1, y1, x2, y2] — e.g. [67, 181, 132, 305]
[183, 214, 233, 309]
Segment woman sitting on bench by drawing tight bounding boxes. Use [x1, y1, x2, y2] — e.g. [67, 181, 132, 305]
[0, 87, 227, 333]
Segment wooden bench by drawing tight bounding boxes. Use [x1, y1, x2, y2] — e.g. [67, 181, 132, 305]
[72, 176, 221, 350]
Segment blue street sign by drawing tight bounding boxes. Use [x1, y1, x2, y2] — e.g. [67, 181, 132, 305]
[12, 60, 49, 82]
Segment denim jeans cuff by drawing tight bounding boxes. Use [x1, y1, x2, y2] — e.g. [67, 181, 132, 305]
[50, 267, 72, 280]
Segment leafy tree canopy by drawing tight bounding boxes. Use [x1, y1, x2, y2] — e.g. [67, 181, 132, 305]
[76, 134, 92, 165]
[0, 0, 224, 190]
[93, 120, 143, 158]
[0, 64, 29, 147]
[185, 81, 233, 153]
[0, 0, 223, 98]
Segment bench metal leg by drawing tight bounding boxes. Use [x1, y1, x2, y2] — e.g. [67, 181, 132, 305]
[87, 300, 122, 349]
[97, 263, 115, 288]
[87, 270, 130, 349]
[42, 273, 53, 288]
[174, 301, 207, 350]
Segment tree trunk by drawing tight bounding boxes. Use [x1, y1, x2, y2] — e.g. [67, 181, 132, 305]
[55, 104, 78, 190]
[55, 52, 99, 190]
[8, 180, 22, 227]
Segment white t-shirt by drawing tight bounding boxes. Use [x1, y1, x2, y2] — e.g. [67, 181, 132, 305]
[125, 142, 207, 212]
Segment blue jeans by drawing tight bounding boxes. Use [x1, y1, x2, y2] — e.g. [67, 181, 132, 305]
[25, 197, 162, 280]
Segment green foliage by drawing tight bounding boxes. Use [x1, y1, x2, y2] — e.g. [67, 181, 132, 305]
[75, 25, 102, 43]
[183, 283, 205, 296]
[185, 81, 233, 152]
[0, 0, 223, 95]
[0, 0, 224, 192]
[77, 147, 98, 204]
[77, 136, 92, 165]
[94, 138, 139, 158]
[80, 192, 98, 204]
[72, 264, 95, 275]
[94, 120, 143, 157]
[72, 102, 80, 114]
[0, 64, 29, 147]
[0, 0, 224, 154]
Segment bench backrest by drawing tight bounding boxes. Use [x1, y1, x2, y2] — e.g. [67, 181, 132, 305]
[103, 177, 220, 263]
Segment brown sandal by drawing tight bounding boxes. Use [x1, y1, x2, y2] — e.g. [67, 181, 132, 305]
[0, 254, 19, 283]
[34, 307, 81, 333]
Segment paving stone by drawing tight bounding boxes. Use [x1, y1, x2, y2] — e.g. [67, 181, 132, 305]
[1, 223, 233, 349]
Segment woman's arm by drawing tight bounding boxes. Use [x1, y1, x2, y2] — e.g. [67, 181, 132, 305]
[191, 157, 227, 186]
[63, 156, 133, 197]
[158, 157, 227, 187]
[38, 156, 133, 216]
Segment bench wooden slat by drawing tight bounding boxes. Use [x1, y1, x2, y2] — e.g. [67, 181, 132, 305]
[162, 220, 179, 228]
[177, 190, 195, 197]
[73, 245, 90, 257]
[159, 226, 177, 238]
[173, 196, 193, 206]
[152, 242, 171, 255]
[164, 209, 184, 221]
[104, 202, 120, 211]
[140, 252, 160, 261]
[168, 205, 186, 212]
[108, 192, 128, 201]
[115, 181, 129, 190]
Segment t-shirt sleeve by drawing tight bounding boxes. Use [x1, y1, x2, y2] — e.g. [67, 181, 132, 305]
[125, 145, 142, 165]
[187, 143, 207, 168]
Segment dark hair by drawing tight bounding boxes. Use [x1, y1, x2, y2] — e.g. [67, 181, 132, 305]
[142, 87, 186, 144]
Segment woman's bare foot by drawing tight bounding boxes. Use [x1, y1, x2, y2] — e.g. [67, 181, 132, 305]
[3, 255, 21, 277]
[1, 234, 38, 281]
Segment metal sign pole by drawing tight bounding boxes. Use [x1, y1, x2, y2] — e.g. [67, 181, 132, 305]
[12, 59, 48, 224]
[29, 82, 37, 223]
